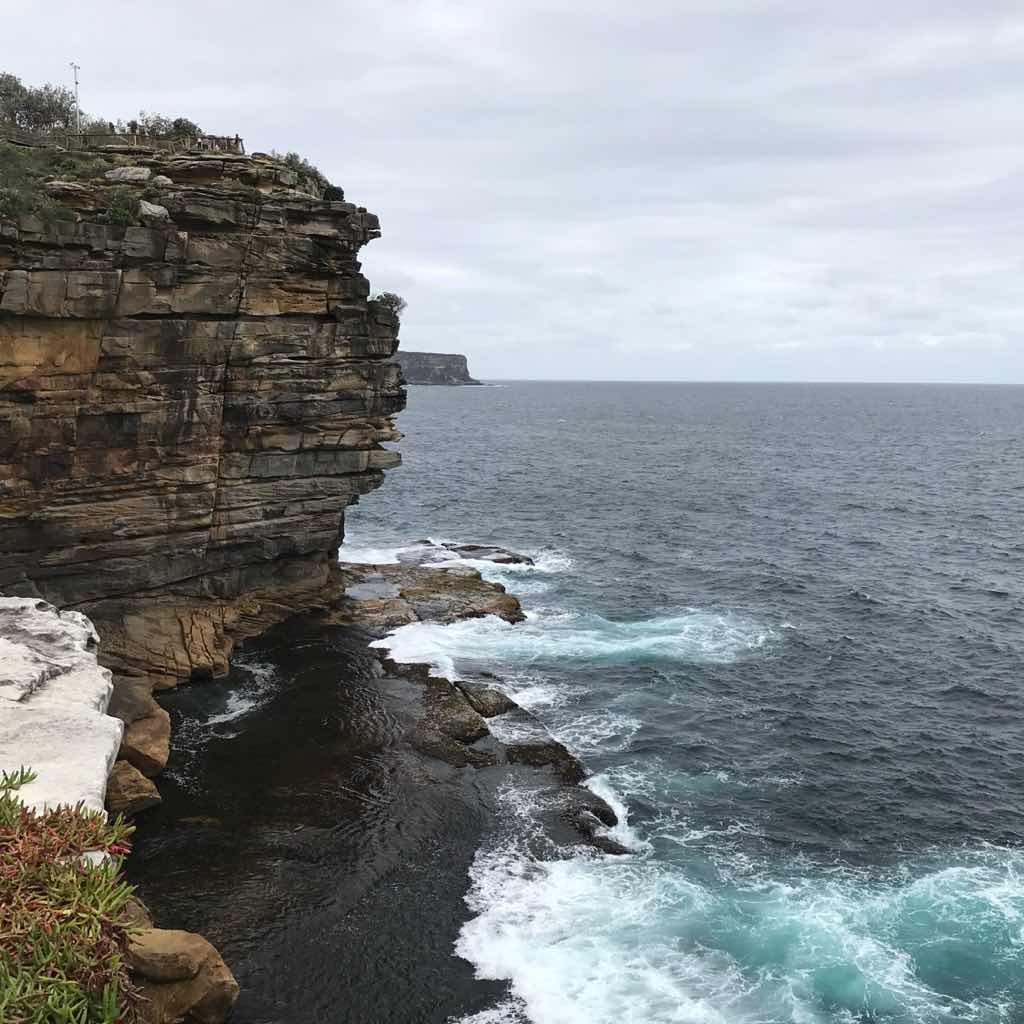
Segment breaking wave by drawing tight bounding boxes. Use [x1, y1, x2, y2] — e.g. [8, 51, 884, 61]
[371, 608, 774, 682]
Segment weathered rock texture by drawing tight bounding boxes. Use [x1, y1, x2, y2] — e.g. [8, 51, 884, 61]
[394, 350, 480, 385]
[129, 927, 240, 1024]
[0, 596, 122, 812]
[0, 149, 405, 700]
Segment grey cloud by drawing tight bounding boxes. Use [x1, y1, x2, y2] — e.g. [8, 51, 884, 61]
[7, 0, 1024, 381]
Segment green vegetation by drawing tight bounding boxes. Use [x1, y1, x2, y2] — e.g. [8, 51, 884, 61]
[0, 143, 114, 222]
[122, 112, 202, 137]
[0, 767, 138, 1023]
[0, 143, 61, 221]
[0, 72, 76, 133]
[101, 186, 138, 226]
[1, 70, 203, 140]
[271, 150, 332, 195]
[372, 291, 408, 320]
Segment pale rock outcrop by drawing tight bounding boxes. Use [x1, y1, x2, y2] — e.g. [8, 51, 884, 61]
[104, 165, 152, 182]
[0, 597, 122, 812]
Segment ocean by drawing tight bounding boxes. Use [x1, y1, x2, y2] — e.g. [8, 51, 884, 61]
[343, 381, 1024, 1024]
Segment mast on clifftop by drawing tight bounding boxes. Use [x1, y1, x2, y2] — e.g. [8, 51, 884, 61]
[69, 61, 80, 133]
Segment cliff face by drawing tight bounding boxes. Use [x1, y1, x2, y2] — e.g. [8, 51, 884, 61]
[394, 350, 480, 385]
[0, 150, 405, 688]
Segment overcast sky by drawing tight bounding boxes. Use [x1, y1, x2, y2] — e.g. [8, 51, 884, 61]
[7, 0, 1024, 381]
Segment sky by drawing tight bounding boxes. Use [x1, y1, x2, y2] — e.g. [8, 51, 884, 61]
[5, 0, 1024, 382]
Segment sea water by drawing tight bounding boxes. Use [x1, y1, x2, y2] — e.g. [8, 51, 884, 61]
[343, 382, 1024, 1024]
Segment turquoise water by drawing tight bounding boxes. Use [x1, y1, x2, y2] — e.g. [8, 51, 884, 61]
[345, 382, 1024, 1024]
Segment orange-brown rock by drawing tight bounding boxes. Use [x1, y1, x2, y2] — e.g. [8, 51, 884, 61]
[120, 706, 171, 777]
[129, 928, 240, 1023]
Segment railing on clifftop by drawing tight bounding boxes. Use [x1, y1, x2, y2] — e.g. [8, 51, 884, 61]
[0, 126, 245, 155]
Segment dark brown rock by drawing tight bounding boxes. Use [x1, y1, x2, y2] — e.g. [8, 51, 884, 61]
[506, 741, 587, 785]
[442, 543, 534, 565]
[456, 679, 519, 717]
[106, 759, 161, 815]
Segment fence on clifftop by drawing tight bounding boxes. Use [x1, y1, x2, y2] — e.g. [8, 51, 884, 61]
[0, 126, 245, 155]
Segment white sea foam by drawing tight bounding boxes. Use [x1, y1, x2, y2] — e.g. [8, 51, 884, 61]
[557, 710, 642, 755]
[455, 835, 1024, 1024]
[337, 541, 406, 565]
[203, 656, 279, 729]
[371, 606, 773, 682]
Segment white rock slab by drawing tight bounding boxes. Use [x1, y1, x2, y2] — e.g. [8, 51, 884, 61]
[0, 598, 123, 814]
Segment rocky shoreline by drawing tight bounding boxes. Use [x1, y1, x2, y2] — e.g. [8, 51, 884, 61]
[124, 544, 623, 1022]
[333, 545, 627, 854]
[0, 139, 615, 1021]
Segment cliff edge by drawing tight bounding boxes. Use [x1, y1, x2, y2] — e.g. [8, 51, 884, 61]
[0, 144, 406, 727]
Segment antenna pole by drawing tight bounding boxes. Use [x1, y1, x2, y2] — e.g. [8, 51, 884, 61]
[69, 62, 80, 133]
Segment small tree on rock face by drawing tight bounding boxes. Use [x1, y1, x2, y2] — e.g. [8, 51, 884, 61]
[372, 292, 407, 320]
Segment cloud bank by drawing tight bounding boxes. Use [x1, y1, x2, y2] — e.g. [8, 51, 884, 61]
[8, 0, 1024, 381]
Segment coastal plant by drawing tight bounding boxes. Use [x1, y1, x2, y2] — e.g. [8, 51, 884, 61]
[101, 186, 138, 226]
[0, 143, 65, 222]
[271, 149, 332, 195]
[371, 291, 407, 321]
[0, 767, 139, 1023]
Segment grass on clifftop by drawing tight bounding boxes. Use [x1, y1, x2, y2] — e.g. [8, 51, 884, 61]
[0, 143, 112, 222]
[0, 768, 138, 1024]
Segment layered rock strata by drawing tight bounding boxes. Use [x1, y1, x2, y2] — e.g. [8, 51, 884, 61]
[0, 146, 398, 1023]
[394, 350, 481, 385]
[0, 148, 405, 766]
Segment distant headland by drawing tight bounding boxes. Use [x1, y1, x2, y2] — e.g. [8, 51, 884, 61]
[395, 350, 482, 385]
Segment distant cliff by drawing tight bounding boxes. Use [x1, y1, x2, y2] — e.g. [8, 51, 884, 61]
[395, 350, 481, 385]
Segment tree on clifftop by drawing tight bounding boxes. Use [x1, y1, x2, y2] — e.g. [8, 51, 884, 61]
[0, 72, 76, 133]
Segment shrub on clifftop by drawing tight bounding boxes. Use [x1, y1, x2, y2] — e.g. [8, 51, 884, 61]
[371, 291, 407, 321]
[270, 150, 332, 195]
[0, 767, 138, 1023]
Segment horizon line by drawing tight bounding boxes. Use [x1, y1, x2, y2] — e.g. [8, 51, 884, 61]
[464, 377, 1024, 386]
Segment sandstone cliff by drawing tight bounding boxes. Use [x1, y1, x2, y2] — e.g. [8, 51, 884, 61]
[395, 349, 481, 385]
[0, 145, 406, 768]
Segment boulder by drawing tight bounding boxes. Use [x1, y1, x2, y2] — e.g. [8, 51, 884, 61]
[139, 200, 170, 225]
[130, 928, 239, 1024]
[456, 679, 518, 717]
[506, 740, 586, 785]
[129, 929, 203, 982]
[120, 706, 171, 777]
[104, 166, 151, 183]
[434, 688, 489, 742]
[106, 759, 161, 815]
